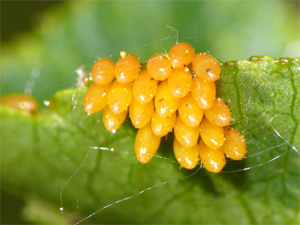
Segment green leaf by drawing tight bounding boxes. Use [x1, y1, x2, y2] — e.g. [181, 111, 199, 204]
[1, 56, 299, 224]
[1, 1, 299, 224]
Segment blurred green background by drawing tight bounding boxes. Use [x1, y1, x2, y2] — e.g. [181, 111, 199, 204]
[1, 0, 299, 224]
[1, 0, 299, 106]
[2, 2, 63, 223]
[1, 1, 63, 43]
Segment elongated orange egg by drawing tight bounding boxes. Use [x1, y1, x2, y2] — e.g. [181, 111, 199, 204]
[204, 98, 231, 127]
[192, 53, 221, 82]
[90, 58, 115, 85]
[191, 77, 216, 110]
[133, 70, 158, 104]
[147, 54, 172, 81]
[169, 42, 195, 69]
[129, 98, 154, 129]
[154, 81, 180, 118]
[0, 93, 38, 114]
[102, 105, 128, 133]
[168, 67, 192, 98]
[135, 122, 161, 164]
[198, 140, 225, 173]
[199, 118, 224, 150]
[108, 80, 133, 114]
[173, 139, 199, 170]
[115, 53, 140, 84]
[83, 83, 111, 115]
[174, 116, 199, 148]
[151, 110, 176, 137]
[178, 93, 204, 127]
[221, 127, 247, 160]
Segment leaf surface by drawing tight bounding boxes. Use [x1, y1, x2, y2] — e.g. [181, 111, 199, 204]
[1, 56, 299, 224]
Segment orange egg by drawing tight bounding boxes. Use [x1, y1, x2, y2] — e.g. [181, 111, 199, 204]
[90, 58, 115, 85]
[199, 118, 225, 149]
[133, 70, 158, 104]
[108, 80, 133, 114]
[173, 139, 199, 170]
[0, 93, 38, 114]
[204, 98, 231, 127]
[169, 42, 195, 69]
[135, 122, 161, 164]
[154, 81, 180, 118]
[221, 127, 247, 160]
[191, 77, 216, 110]
[147, 54, 172, 81]
[192, 53, 221, 82]
[83, 83, 111, 115]
[151, 110, 176, 137]
[178, 93, 204, 127]
[102, 105, 128, 133]
[168, 67, 192, 98]
[198, 140, 225, 173]
[129, 98, 154, 129]
[174, 116, 199, 148]
[115, 53, 140, 84]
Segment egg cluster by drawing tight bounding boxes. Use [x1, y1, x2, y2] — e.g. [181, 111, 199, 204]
[83, 42, 247, 173]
